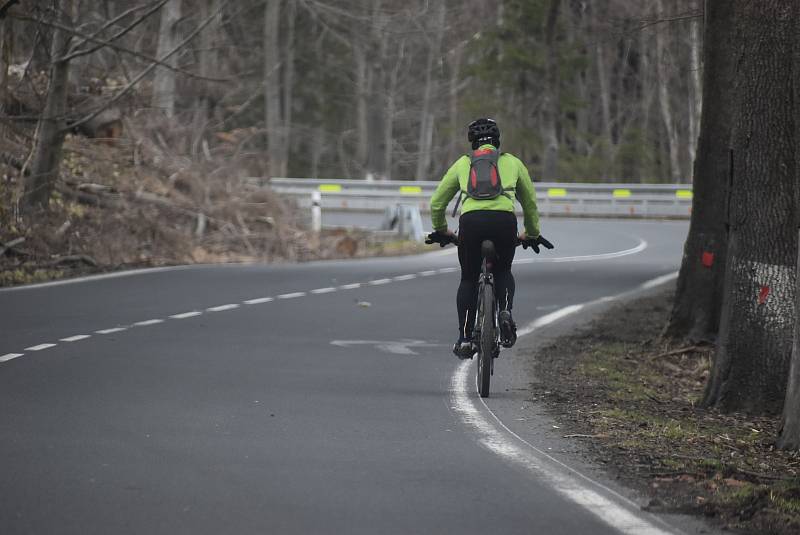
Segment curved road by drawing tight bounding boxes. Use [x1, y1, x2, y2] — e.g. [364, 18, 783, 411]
[0, 219, 694, 534]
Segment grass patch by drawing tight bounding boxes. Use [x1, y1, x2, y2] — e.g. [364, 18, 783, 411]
[526, 289, 800, 534]
[0, 268, 65, 286]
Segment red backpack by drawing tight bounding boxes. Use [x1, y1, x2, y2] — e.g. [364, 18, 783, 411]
[466, 147, 504, 200]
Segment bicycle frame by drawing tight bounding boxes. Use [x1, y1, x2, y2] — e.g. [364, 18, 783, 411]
[473, 242, 500, 397]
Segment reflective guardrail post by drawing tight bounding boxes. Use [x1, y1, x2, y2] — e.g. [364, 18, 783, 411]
[311, 190, 322, 232]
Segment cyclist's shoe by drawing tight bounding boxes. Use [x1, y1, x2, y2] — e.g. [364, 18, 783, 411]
[452, 337, 475, 359]
[499, 311, 517, 348]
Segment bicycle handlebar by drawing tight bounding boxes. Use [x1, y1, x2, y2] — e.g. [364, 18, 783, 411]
[425, 231, 555, 254]
[425, 231, 459, 247]
[518, 235, 555, 253]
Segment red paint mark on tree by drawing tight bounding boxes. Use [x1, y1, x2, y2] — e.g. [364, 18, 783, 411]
[758, 286, 770, 305]
[702, 251, 715, 268]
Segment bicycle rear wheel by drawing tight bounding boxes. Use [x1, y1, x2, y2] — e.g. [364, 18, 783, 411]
[477, 282, 494, 398]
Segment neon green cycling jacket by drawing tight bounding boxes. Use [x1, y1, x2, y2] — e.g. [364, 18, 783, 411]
[429, 144, 541, 237]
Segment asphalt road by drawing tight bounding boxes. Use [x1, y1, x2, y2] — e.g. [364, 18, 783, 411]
[0, 219, 696, 534]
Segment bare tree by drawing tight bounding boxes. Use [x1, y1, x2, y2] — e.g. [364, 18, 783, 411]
[664, 0, 733, 342]
[541, 0, 561, 181]
[414, 1, 445, 182]
[702, 0, 797, 414]
[21, 1, 73, 214]
[152, 0, 181, 117]
[777, 11, 800, 450]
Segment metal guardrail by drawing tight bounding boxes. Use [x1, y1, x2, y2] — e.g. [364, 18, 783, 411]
[255, 177, 693, 219]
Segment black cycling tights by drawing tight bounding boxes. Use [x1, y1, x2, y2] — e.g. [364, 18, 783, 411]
[456, 210, 518, 338]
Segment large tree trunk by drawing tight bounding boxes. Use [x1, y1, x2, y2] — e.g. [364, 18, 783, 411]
[152, 0, 181, 117]
[540, 0, 561, 181]
[664, 1, 734, 342]
[777, 12, 800, 450]
[702, 0, 797, 414]
[21, 2, 72, 214]
[779, 228, 800, 448]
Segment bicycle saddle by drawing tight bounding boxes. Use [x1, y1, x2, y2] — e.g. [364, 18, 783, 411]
[481, 240, 497, 261]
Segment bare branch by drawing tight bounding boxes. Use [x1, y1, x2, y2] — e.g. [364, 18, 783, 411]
[64, 0, 169, 60]
[11, 13, 229, 83]
[67, 0, 231, 132]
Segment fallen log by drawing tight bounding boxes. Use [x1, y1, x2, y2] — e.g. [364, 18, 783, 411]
[0, 236, 26, 256]
[47, 254, 98, 267]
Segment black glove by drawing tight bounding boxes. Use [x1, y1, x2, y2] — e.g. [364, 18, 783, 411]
[425, 230, 457, 247]
[522, 235, 555, 254]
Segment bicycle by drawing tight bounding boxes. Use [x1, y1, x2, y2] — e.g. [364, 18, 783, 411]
[426, 231, 554, 397]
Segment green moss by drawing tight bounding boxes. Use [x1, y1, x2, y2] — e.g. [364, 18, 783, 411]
[0, 269, 65, 287]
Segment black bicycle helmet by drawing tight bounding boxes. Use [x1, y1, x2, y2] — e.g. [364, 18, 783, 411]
[467, 117, 500, 150]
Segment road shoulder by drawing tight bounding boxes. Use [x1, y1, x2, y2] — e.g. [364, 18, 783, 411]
[500, 285, 800, 535]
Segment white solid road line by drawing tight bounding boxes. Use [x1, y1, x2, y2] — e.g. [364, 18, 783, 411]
[206, 304, 240, 312]
[640, 271, 679, 289]
[514, 239, 648, 265]
[310, 287, 337, 294]
[95, 327, 127, 334]
[452, 365, 676, 535]
[169, 311, 203, 319]
[133, 319, 164, 326]
[0, 353, 23, 362]
[517, 304, 585, 337]
[243, 297, 273, 305]
[24, 343, 57, 351]
[60, 335, 91, 342]
[451, 271, 684, 535]
[277, 292, 306, 299]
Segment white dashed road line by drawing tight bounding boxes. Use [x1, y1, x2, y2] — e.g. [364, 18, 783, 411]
[133, 319, 164, 327]
[311, 287, 337, 294]
[278, 292, 306, 299]
[206, 304, 240, 312]
[24, 343, 57, 351]
[95, 327, 127, 335]
[169, 311, 203, 319]
[60, 335, 91, 342]
[243, 297, 273, 305]
[1, 241, 657, 366]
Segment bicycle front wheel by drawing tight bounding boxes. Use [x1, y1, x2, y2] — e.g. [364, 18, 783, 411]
[477, 282, 494, 398]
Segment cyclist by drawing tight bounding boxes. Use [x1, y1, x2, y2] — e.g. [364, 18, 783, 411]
[428, 118, 552, 359]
